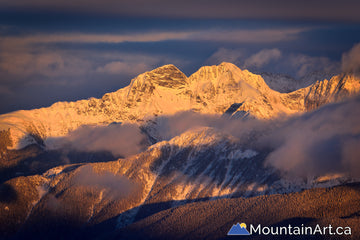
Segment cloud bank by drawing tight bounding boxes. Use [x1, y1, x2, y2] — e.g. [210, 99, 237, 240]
[151, 111, 275, 149]
[263, 96, 360, 178]
[72, 165, 137, 200]
[57, 123, 147, 158]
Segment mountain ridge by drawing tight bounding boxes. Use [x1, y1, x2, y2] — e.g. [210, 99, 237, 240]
[0, 126, 356, 239]
[0, 62, 359, 149]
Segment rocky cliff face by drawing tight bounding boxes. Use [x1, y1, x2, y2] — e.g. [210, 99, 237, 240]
[304, 74, 360, 110]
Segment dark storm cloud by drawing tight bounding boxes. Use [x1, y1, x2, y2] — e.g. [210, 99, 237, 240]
[1, 0, 360, 22]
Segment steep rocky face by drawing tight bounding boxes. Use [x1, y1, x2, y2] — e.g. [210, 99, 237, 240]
[0, 62, 359, 149]
[305, 74, 360, 110]
[128, 64, 188, 90]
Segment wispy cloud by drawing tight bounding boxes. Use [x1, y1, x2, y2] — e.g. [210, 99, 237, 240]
[286, 54, 340, 78]
[0, 50, 92, 78]
[244, 48, 282, 68]
[342, 42, 360, 75]
[194, 28, 306, 43]
[96, 61, 151, 75]
[206, 47, 340, 78]
[0, 28, 307, 46]
[72, 165, 138, 200]
[204, 48, 245, 66]
[0, 32, 192, 45]
[53, 123, 148, 158]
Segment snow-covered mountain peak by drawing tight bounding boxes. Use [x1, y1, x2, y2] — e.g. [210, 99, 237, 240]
[188, 62, 269, 91]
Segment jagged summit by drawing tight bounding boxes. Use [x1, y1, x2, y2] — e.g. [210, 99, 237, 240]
[0, 62, 359, 149]
[128, 64, 188, 90]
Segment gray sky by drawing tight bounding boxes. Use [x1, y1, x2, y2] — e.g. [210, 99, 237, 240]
[1, 0, 359, 21]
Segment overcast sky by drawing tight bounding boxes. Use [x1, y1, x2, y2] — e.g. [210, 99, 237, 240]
[0, 1, 359, 114]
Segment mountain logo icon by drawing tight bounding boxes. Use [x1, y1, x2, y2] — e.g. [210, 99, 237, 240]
[227, 222, 251, 235]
